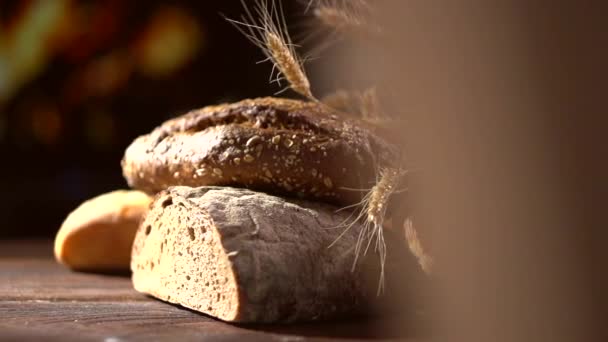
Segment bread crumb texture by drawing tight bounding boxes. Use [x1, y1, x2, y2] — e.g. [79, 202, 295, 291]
[131, 186, 377, 323]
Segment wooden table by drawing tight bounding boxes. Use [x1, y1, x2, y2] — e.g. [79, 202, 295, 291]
[1, 241, 422, 341]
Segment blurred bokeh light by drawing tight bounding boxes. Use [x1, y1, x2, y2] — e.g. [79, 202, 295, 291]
[0, 0, 303, 238]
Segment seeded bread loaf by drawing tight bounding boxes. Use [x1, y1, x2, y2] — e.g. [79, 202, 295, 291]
[55, 190, 152, 271]
[131, 186, 383, 323]
[122, 97, 400, 206]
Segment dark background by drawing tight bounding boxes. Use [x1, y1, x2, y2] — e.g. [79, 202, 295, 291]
[0, 0, 325, 238]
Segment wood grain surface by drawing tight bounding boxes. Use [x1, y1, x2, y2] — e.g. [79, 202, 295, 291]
[0, 241, 423, 341]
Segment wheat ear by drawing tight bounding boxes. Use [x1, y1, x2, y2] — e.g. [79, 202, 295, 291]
[322, 87, 392, 126]
[226, 0, 315, 101]
[314, 3, 365, 33]
[404, 219, 434, 274]
[363, 168, 404, 292]
[359, 86, 393, 125]
[310, 0, 381, 35]
[328, 167, 406, 294]
[321, 89, 353, 112]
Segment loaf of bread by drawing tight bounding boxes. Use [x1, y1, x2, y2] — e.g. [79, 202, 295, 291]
[122, 97, 400, 206]
[131, 186, 386, 323]
[55, 190, 152, 271]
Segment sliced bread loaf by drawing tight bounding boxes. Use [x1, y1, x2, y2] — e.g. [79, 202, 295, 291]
[131, 186, 381, 323]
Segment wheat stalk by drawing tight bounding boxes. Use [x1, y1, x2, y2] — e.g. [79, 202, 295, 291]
[360, 87, 380, 121]
[404, 218, 434, 274]
[296, 0, 380, 57]
[321, 89, 353, 112]
[310, 0, 381, 35]
[366, 168, 402, 230]
[359, 86, 394, 125]
[226, 0, 315, 101]
[328, 167, 406, 294]
[265, 32, 314, 100]
[323, 87, 393, 127]
[363, 168, 403, 291]
[314, 4, 364, 33]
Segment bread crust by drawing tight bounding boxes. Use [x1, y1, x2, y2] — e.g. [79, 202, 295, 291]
[55, 190, 152, 271]
[122, 97, 400, 205]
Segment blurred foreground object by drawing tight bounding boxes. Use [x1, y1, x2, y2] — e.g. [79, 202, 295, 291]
[322, 0, 606, 340]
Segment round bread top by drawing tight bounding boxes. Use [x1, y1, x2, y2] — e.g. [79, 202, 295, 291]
[122, 97, 400, 205]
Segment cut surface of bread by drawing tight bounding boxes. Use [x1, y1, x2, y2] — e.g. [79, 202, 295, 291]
[131, 186, 378, 323]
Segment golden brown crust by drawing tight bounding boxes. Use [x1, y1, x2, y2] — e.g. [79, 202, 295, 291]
[122, 97, 400, 205]
[54, 190, 152, 271]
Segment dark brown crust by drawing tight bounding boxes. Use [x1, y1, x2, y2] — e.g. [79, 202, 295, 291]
[122, 97, 400, 205]
[131, 186, 377, 322]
